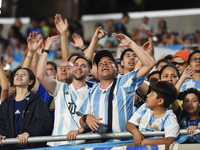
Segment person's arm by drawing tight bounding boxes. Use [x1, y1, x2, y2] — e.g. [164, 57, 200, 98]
[70, 33, 85, 53]
[0, 52, 9, 102]
[141, 137, 176, 146]
[80, 114, 102, 131]
[66, 127, 84, 141]
[112, 33, 155, 77]
[172, 66, 194, 112]
[134, 41, 151, 71]
[84, 26, 107, 60]
[137, 82, 150, 97]
[54, 14, 69, 62]
[126, 122, 144, 146]
[22, 32, 43, 69]
[36, 35, 60, 95]
[141, 27, 155, 60]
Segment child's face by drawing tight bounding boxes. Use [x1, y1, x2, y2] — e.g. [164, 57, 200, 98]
[182, 93, 200, 116]
[160, 67, 179, 86]
[146, 90, 159, 109]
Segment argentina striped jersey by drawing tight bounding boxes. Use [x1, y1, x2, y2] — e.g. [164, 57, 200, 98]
[47, 81, 88, 146]
[128, 103, 180, 138]
[78, 69, 145, 133]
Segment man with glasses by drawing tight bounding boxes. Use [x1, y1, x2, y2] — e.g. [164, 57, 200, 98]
[181, 51, 200, 92]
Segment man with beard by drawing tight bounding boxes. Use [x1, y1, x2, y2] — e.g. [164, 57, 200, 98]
[36, 39, 92, 146]
[180, 51, 200, 92]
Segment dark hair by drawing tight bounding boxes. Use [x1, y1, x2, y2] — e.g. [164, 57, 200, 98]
[159, 64, 180, 79]
[74, 56, 92, 69]
[47, 61, 57, 73]
[179, 88, 200, 103]
[68, 53, 82, 62]
[164, 54, 173, 62]
[147, 71, 160, 81]
[10, 67, 36, 91]
[187, 50, 200, 65]
[150, 81, 177, 108]
[120, 48, 134, 62]
[155, 59, 169, 68]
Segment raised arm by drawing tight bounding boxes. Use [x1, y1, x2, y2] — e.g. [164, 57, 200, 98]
[141, 27, 155, 60]
[36, 35, 60, 95]
[54, 14, 69, 61]
[22, 32, 43, 69]
[172, 66, 194, 112]
[0, 52, 9, 102]
[113, 33, 155, 77]
[71, 33, 85, 51]
[84, 26, 107, 60]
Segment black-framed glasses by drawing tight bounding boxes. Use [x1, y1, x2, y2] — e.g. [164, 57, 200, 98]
[191, 57, 200, 63]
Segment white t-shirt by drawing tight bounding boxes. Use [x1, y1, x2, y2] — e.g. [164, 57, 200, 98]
[47, 81, 89, 146]
[128, 103, 180, 138]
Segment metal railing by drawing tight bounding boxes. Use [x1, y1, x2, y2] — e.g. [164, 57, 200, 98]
[1, 129, 200, 145]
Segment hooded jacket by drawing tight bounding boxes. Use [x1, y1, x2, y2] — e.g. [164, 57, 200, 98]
[0, 91, 52, 149]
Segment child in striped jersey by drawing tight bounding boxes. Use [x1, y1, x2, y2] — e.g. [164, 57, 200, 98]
[126, 81, 180, 146]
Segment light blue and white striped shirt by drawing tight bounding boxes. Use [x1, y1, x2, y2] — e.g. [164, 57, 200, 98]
[128, 103, 180, 138]
[79, 69, 145, 133]
[47, 81, 88, 146]
[181, 79, 200, 92]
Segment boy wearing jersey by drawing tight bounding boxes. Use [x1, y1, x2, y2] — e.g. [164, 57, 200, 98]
[126, 81, 179, 146]
[79, 33, 155, 134]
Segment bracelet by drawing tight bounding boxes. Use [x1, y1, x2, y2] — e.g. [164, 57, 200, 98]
[81, 46, 87, 52]
[26, 55, 33, 59]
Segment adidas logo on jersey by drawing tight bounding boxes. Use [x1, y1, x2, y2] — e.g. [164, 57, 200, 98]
[15, 110, 20, 114]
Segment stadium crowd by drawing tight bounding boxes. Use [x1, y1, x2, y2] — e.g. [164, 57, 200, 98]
[0, 13, 199, 149]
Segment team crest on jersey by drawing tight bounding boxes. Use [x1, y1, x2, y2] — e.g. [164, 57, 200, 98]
[107, 93, 115, 101]
[68, 102, 76, 114]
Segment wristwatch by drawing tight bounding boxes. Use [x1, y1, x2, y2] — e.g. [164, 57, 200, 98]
[42, 49, 49, 54]
[83, 114, 88, 123]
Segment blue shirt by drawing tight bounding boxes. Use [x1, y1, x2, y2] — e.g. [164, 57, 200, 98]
[14, 99, 27, 136]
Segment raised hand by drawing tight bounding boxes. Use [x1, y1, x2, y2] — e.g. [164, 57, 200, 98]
[182, 66, 194, 79]
[112, 33, 132, 47]
[27, 32, 43, 52]
[44, 35, 60, 50]
[70, 33, 84, 49]
[54, 14, 68, 35]
[93, 26, 107, 41]
[140, 27, 153, 37]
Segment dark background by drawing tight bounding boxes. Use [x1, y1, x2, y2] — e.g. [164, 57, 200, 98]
[1, 0, 200, 19]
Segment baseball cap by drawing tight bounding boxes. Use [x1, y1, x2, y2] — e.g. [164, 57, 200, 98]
[93, 50, 118, 68]
[171, 50, 191, 63]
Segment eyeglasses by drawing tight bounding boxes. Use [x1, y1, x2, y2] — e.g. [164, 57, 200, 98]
[190, 57, 200, 63]
[57, 66, 71, 71]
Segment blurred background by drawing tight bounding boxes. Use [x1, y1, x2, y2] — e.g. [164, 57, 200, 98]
[0, 0, 200, 68]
